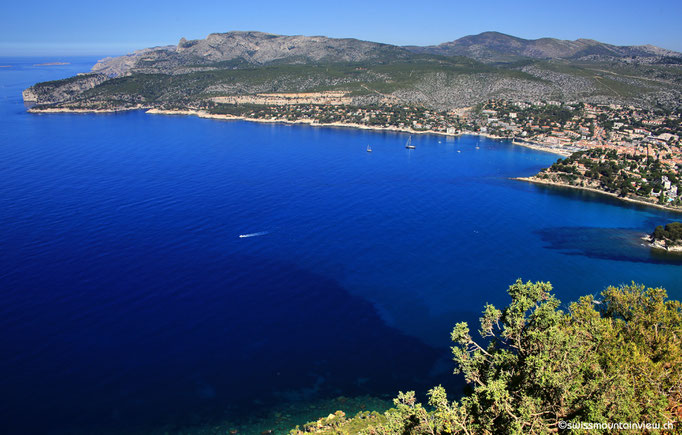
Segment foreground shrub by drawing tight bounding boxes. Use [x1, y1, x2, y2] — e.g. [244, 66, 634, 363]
[295, 280, 682, 434]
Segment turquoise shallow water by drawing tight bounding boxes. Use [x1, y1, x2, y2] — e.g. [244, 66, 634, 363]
[1, 58, 681, 434]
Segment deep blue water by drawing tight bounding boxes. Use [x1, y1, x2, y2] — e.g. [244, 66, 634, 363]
[1, 58, 681, 434]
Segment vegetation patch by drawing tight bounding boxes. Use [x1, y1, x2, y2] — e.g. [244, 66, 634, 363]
[295, 280, 682, 434]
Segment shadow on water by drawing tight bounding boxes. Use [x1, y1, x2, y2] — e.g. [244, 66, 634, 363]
[523, 181, 682, 218]
[0, 255, 455, 434]
[535, 227, 682, 265]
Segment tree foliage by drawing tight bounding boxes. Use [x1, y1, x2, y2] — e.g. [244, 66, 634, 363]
[306, 280, 682, 434]
[653, 222, 682, 243]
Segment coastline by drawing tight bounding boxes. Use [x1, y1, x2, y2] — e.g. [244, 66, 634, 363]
[516, 176, 682, 214]
[144, 108, 570, 156]
[27, 106, 145, 114]
[641, 235, 682, 252]
[25, 106, 570, 157]
[146, 108, 463, 137]
[462, 133, 572, 156]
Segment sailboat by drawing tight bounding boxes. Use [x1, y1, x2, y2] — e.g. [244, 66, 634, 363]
[366, 144, 372, 152]
[405, 136, 415, 149]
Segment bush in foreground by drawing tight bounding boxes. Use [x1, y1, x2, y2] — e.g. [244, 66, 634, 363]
[293, 280, 682, 434]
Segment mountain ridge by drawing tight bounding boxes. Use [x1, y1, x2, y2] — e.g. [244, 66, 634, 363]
[90, 31, 682, 78]
[23, 30, 682, 111]
[91, 31, 416, 77]
[405, 31, 681, 62]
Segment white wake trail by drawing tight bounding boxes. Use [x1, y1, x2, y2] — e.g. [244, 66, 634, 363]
[238, 231, 269, 238]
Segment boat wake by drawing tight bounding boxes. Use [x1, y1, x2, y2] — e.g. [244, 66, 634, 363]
[238, 231, 269, 239]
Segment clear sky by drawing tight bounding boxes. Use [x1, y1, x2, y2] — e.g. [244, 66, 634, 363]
[1, 0, 680, 56]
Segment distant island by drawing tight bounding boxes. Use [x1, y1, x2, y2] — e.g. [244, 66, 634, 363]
[33, 62, 70, 66]
[646, 222, 682, 251]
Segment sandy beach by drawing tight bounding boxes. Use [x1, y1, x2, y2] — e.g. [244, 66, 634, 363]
[460, 133, 571, 156]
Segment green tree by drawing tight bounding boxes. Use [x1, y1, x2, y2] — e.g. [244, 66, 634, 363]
[653, 222, 682, 243]
[321, 280, 682, 435]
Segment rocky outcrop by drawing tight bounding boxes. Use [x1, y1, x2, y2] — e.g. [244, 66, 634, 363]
[646, 236, 682, 252]
[21, 87, 39, 102]
[91, 46, 176, 77]
[22, 73, 109, 105]
[90, 31, 412, 77]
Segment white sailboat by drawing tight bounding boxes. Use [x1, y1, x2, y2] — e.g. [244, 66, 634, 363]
[405, 136, 415, 149]
[367, 144, 372, 152]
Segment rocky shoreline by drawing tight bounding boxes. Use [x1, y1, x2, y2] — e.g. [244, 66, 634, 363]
[27, 106, 145, 114]
[516, 176, 682, 213]
[641, 234, 682, 252]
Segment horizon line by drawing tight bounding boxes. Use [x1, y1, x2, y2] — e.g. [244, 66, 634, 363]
[1, 29, 681, 57]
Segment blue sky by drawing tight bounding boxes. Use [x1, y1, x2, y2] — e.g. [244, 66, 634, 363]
[1, 0, 681, 56]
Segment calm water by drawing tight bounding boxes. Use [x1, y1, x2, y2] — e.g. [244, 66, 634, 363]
[1, 58, 681, 434]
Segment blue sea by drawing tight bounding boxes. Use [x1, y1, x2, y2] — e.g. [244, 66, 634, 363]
[1, 58, 681, 434]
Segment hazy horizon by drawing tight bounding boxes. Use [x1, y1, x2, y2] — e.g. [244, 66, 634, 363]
[1, 29, 680, 58]
[2, 0, 681, 56]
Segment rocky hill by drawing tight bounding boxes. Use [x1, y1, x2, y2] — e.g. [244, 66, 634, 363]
[23, 31, 682, 111]
[22, 73, 109, 104]
[91, 31, 414, 77]
[406, 31, 682, 63]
